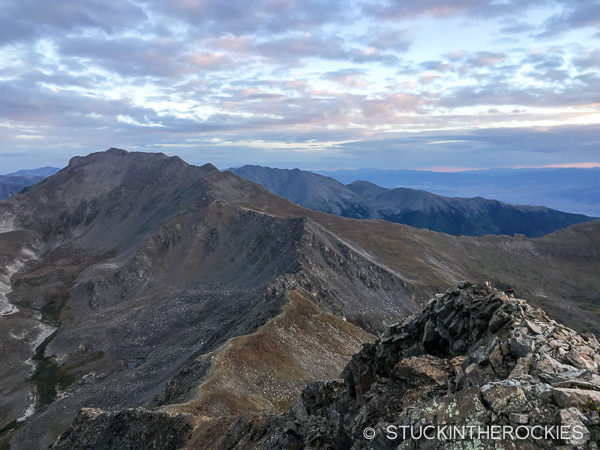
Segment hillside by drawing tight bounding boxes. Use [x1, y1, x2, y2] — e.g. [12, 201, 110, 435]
[0, 167, 59, 201]
[231, 165, 594, 237]
[0, 149, 598, 449]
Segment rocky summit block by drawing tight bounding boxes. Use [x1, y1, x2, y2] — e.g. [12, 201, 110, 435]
[230, 281, 600, 449]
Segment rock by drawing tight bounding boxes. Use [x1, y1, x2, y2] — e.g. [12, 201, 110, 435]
[525, 319, 544, 336]
[391, 355, 451, 387]
[230, 282, 600, 448]
[416, 386, 491, 426]
[556, 407, 590, 446]
[551, 379, 600, 391]
[509, 412, 529, 424]
[552, 387, 600, 409]
[509, 354, 533, 379]
[464, 363, 488, 387]
[566, 348, 599, 372]
[481, 382, 528, 414]
[509, 335, 535, 357]
[488, 343, 505, 374]
[52, 408, 194, 450]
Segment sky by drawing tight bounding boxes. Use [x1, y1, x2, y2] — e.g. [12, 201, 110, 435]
[0, 0, 599, 172]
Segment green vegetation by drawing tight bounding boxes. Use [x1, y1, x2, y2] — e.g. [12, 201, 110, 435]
[0, 419, 20, 437]
[30, 331, 75, 407]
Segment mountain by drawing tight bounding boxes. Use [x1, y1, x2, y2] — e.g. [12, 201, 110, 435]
[0, 167, 59, 201]
[200, 282, 600, 449]
[5, 167, 60, 178]
[314, 167, 600, 217]
[230, 165, 594, 237]
[0, 149, 416, 449]
[0, 175, 44, 200]
[0, 149, 599, 449]
[230, 165, 372, 218]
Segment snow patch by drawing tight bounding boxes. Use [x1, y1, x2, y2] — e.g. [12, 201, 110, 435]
[0, 248, 37, 316]
[0, 213, 16, 233]
[17, 394, 36, 422]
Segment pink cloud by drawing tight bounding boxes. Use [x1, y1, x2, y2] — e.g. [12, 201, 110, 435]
[188, 52, 231, 69]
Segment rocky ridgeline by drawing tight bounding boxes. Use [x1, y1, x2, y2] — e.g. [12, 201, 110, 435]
[52, 282, 600, 449]
[233, 281, 600, 449]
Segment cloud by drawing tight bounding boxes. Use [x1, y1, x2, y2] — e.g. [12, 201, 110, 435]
[254, 34, 400, 64]
[573, 49, 600, 71]
[325, 69, 367, 88]
[325, 124, 600, 170]
[538, 162, 600, 169]
[0, 0, 599, 172]
[58, 36, 236, 78]
[0, 78, 164, 129]
[0, 0, 146, 45]
[467, 52, 505, 67]
[364, 28, 412, 52]
[362, 0, 531, 20]
[539, 0, 600, 37]
[420, 60, 453, 72]
[150, 0, 344, 35]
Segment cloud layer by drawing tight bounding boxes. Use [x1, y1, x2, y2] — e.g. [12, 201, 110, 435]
[0, 0, 598, 171]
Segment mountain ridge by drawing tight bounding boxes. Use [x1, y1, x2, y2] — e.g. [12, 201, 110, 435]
[0, 149, 599, 449]
[231, 165, 595, 237]
[0, 149, 418, 448]
[315, 167, 600, 217]
[53, 282, 600, 449]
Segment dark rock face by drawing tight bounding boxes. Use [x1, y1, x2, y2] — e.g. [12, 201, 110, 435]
[52, 408, 193, 450]
[229, 282, 600, 449]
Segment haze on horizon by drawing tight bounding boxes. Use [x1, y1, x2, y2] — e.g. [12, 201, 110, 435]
[0, 0, 599, 172]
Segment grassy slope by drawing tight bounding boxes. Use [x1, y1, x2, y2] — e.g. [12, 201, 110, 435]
[168, 290, 374, 417]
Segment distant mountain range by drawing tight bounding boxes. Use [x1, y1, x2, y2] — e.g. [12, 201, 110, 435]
[314, 167, 600, 217]
[230, 165, 595, 237]
[1, 149, 599, 449]
[4, 167, 60, 178]
[0, 167, 59, 200]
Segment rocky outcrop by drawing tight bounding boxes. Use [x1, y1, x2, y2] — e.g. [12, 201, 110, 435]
[230, 282, 600, 449]
[52, 408, 193, 450]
